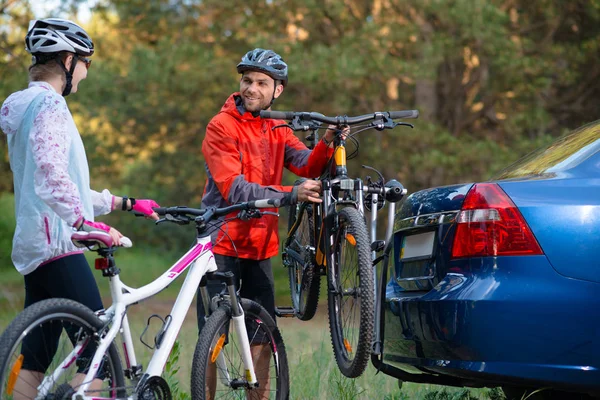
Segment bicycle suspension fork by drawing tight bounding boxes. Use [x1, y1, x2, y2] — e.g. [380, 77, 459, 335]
[321, 178, 366, 290]
[199, 271, 258, 387]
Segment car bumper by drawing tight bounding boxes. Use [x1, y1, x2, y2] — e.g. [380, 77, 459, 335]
[383, 255, 600, 388]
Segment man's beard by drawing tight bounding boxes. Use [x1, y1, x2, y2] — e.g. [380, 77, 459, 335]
[242, 96, 270, 113]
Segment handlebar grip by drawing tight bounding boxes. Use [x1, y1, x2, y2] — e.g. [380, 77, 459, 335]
[153, 207, 168, 215]
[388, 110, 419, 119]
[260, 110, 295, 120]
[250, 198, 282, 209]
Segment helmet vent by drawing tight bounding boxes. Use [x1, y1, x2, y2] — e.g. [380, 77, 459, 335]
[68, 36, 87, 48]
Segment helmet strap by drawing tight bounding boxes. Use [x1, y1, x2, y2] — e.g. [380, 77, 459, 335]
[56, 54, 78, 97]
[268, 82, 279, 107]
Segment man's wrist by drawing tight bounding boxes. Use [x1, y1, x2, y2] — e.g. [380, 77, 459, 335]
[290, 186, 299, 205]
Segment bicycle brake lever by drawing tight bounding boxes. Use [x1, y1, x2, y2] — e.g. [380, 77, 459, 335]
[272, 123, 291, 130]
[261, 211, 279, 217]
[396, 122, 414, 129]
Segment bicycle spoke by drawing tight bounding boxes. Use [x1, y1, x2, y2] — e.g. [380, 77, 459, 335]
[192, 299, 289, 399]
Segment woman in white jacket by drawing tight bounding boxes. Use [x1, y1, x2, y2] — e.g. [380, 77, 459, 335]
[0, 18, 159, 399]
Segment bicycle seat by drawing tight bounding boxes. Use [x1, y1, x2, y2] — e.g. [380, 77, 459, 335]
[71, 231, 133, 249]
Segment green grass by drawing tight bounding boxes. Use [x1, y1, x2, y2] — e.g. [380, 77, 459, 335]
[0, 249, 504, 399]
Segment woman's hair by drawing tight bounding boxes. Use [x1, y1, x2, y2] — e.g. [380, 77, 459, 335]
[28, 51, 70, 83]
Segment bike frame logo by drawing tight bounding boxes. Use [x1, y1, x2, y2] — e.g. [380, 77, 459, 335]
[167, 242, 213, 279]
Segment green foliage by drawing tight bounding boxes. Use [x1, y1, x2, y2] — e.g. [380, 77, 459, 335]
[328, 368, 367, 400]
[487, 387, 506, 400]
[384, 392, 411, 400]
[423, 388, 480, 400]
[1, 0, 600, 254]
[163, 340, 191, 400]
[0, 193, 15, 270]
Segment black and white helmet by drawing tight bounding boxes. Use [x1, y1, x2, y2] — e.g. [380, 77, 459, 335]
[25, 18, 94, 58]
[237, 48, 288, 86]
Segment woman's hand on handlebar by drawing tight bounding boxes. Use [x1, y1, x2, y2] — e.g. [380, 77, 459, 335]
[132, 199, 161, 220]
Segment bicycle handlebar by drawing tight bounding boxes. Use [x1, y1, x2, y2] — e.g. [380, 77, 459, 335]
[260, 110, 419, 125]
[260, 110, 296, 120]
[151, 198, 283, 221]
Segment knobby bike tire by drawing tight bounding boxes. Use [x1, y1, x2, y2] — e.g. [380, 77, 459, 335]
[285, 202, 320, 321]
[327, 207, 374, 378]
[0, 298, 126, 400]
[191, 298, 290, 400]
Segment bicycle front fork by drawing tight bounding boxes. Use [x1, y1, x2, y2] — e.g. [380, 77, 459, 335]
[198, 271, 258, 387]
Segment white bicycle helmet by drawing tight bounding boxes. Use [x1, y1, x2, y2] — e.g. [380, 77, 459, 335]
[25, 18, 94, 57]
[25, 18, 94, 96]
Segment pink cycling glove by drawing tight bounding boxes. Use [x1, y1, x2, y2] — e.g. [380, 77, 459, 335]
[74, 217, 111, 233]
[131, 199, 160, 216]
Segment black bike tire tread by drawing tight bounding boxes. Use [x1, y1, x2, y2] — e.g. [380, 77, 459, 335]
[327, 207, 374, 378]
[286, 203, 320, 321]
[190, 298, 290, 400]
[0, 298, 125, 399]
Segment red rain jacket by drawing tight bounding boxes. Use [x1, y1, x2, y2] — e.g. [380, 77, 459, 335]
[201, 93, 333, 259]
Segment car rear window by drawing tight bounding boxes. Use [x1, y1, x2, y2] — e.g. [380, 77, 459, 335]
[495, 120, 600, 179]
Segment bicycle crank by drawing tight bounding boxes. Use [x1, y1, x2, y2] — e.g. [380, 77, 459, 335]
[137, 376, 172, 400]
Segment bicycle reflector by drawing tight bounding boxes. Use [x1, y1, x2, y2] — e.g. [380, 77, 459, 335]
[7, 354, 23, 395]
[345, 233, 356, 246]
[451, 183, 543, 258]
[95, 258, 109, 270]
[211, 334, 227, 363]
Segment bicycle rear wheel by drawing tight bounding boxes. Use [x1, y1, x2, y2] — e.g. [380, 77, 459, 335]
[285, 202, 320, 321]
[0, 298, 125, 400]
[191, 298, 289, 400]
[327, 206, 374, 378]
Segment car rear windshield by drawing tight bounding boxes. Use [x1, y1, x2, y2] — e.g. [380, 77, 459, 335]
[495, 120, 600, 179]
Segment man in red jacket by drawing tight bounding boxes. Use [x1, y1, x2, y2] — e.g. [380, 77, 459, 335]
[198, 48, 339, 398]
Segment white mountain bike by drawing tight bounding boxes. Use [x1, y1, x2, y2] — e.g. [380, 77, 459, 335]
[0, 199, 289, 400]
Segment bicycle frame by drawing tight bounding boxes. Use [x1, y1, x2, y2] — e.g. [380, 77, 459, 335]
[285, 134, 402, 352]
[51, 233, 258, 400]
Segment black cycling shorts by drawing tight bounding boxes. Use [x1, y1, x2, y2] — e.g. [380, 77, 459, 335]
[196, 254, 276, 335]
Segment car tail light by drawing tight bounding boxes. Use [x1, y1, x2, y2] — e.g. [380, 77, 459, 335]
[451, 183, 543, 258]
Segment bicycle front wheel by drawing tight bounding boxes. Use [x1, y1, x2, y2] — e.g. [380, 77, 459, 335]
[191, 298, 289, 400]
[286, 202, 320, 321]
[0, 298, 125, 400]
[327, 206, 374, 378]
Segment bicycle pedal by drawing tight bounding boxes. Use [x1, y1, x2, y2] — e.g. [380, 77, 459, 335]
[275, 306, 297, 318]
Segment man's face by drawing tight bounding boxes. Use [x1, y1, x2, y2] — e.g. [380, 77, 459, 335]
[239, 71, 283, 112]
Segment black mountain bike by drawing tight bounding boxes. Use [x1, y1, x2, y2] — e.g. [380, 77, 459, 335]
[261, 109, 418, 378]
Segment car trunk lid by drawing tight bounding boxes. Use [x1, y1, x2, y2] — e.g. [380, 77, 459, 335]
[392, 183, 472, 291]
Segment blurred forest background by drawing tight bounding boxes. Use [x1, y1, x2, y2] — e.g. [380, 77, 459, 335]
[2, 0, 600, 260]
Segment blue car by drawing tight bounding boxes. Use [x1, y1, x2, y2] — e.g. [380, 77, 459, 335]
[377, 120, 600, 399]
